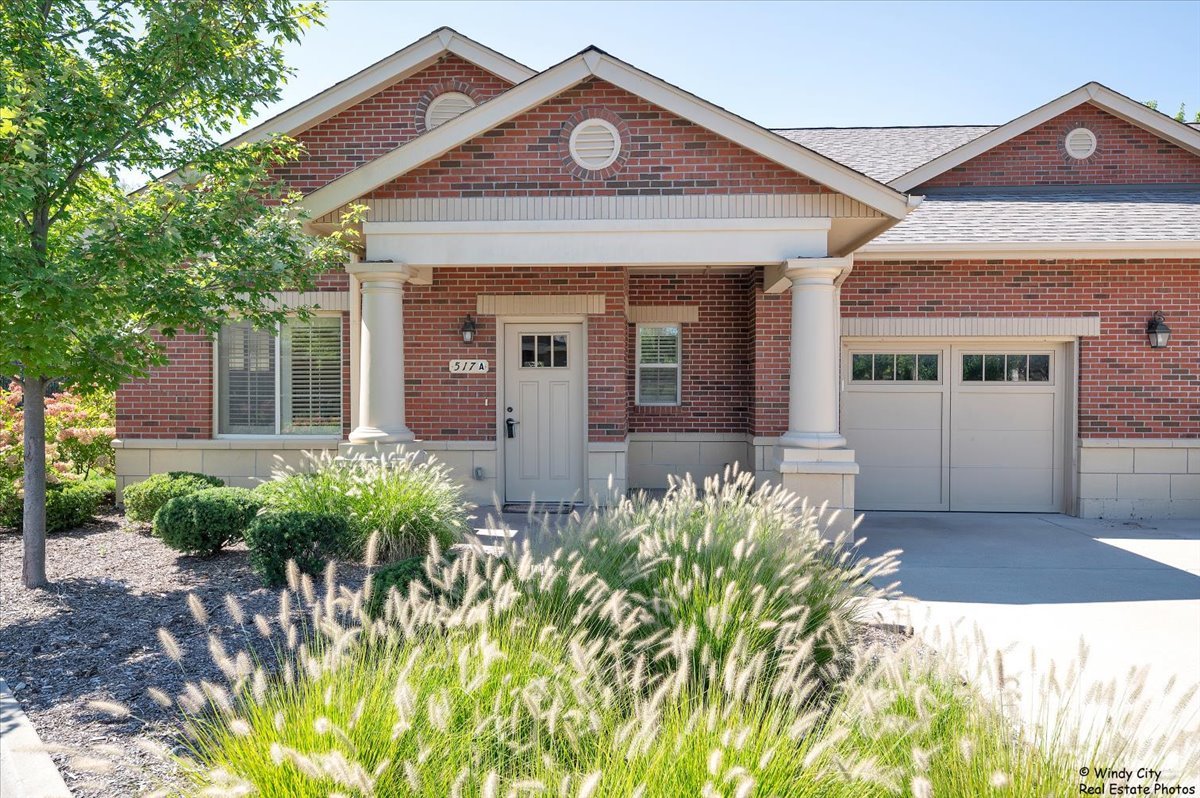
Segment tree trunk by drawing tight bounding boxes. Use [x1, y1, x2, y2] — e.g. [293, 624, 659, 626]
[22, 375, 48, 588]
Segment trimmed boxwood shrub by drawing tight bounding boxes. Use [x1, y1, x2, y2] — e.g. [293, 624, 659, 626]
[1, 477, 114, 533]
[243, 510, 349, 587]
[123, 471, 223, 523]
[153, 486, 263, 556]
[365, 550, 464, 618]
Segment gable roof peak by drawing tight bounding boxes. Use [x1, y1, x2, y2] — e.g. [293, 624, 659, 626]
[302, 43, 914, 222]
[890, 80, 1200, 191]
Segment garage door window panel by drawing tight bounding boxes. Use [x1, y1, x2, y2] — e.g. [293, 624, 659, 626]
[963, 352, 1052, 383]
[851, 353, 940, 383]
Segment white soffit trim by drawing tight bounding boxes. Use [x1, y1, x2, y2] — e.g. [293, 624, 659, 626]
[303, 50, 913, 221]
[841, 316, 1101, 338]
[857, 240, 1200, 260]
[890, 82, 1200, 191]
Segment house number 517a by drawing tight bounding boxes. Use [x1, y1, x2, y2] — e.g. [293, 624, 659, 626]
[449, 360, 489, 373]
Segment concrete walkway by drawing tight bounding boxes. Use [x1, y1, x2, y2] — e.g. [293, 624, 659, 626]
[1, 679, 71, 798]
[856, 512, 1200, 782]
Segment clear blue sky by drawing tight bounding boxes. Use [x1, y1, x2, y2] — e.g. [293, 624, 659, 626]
[249, 0, 1199, 132]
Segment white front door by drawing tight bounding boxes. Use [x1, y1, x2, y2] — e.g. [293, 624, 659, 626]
[503, 324, 585, 504]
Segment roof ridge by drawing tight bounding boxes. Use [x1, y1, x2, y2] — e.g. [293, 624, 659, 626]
[773, 124, 997, 131]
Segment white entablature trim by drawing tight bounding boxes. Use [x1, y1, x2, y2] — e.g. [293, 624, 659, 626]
[302, 49, 913, 222]
[841, 316, 1102, 338]
[316, 193, 884, 225]
[363, 217, 831, 267]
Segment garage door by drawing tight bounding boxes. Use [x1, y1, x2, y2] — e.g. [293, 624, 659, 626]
[841, 342, 1066, 512]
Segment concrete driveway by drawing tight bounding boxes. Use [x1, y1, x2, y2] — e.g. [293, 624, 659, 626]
[857, 512, 1200, 779]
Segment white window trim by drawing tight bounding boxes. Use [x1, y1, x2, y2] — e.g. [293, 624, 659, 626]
[213, 311, 345, 439]
[635, 323, 682, 407]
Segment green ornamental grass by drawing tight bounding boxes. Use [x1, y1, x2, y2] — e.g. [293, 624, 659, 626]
[146, 469, 1197, 797]
[255, 451, 470, 562]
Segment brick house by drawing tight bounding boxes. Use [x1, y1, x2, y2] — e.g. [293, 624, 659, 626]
[114, 28, 1200, 524]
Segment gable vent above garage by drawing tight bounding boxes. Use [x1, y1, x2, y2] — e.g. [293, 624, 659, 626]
[425, 92, 476, 130]
[569, 119, 622, 170]
[1064, 127, 1097, 159]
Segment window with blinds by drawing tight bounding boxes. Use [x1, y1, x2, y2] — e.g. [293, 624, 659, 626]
[281, 317, 343, 433]
[636, 324, 681, 406]
[218, 322, 276, 434]
[217, 316, 343, 435]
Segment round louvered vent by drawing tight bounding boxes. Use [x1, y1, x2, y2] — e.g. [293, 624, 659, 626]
[1064, 127, 1097, 159]
[425, 92, 476, 130]
[569, 119, 621, 170]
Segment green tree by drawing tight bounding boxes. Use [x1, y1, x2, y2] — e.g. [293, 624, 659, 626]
[1, 1, 359, 588]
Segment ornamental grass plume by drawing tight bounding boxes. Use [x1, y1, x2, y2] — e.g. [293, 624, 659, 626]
[155, 467, 1198, 797]
[256, 450, 471, 562]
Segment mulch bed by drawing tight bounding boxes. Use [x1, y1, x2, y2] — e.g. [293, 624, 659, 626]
[0, 508, 366, 798]
[1, 508, 917, 797]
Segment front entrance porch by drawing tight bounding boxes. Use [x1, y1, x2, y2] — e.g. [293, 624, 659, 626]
[336, 252, 863, 531]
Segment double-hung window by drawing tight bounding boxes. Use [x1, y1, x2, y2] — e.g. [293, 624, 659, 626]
[217, 316, 343, 435]
[636, 324, 681, 405]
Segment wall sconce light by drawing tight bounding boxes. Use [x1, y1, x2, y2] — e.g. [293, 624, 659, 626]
[460, 314, 477, 343]
[1146, 311, 1171, 349]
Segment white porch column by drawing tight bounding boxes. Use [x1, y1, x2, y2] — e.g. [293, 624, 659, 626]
[779, 257, 850, 449]
[346, 265, 415, 444]
[773, 256, 859, 538]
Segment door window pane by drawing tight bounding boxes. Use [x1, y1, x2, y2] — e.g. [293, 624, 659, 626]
[520, 333, 569, 368]
[962, 354, 983, 381]
[895, 354, 916, 381]
[1006, 354, 1028, 382]
[852, 354, 872, 381]
[1028, 355, 1051, 382]
[984, 354, 1005, 381]
[874, 354, 895, 380]
[918, 354, 940, 381]
[552, 335, 567, 367]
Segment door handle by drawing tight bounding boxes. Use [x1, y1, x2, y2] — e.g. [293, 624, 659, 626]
[506, 418, 519, 439]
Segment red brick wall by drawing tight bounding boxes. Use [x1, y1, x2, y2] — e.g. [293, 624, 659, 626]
[117, 333, 212, 439]
[840, 259, 1200, 437]
[272, 54, 513, 194]
[403, 267, 628, 442]
[117, 317, 353, 439]
[370, 78, 825, 199]
[919, 104, 1200, 188]
[627, 271, 752, 433]
[750, 271, 791, 437]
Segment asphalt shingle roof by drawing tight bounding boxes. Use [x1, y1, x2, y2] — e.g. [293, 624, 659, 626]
[773, 126, 996, 183]
[872, 185, 1200, 245]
